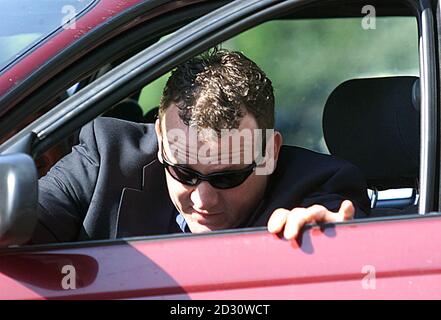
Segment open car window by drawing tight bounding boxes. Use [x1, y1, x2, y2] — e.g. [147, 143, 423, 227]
[223, 17, 419, 153]
[0, 0, 434, 249]
[140, 17, 419, 152]
[139, 16, 420, 216]
[224, 17, 420, 213]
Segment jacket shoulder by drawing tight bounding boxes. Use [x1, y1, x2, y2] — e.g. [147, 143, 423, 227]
[89, 117, 158, 161]
[92, 117, 156, 143]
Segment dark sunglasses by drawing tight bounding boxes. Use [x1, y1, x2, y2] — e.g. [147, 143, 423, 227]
[160, 148, 257, 189]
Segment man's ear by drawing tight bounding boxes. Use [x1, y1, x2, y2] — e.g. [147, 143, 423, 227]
[155, 118, 162, 139]
[272, 131, 283, 165]
[155, 119, 163, 161]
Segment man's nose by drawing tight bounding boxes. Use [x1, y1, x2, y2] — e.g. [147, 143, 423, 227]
[190, 181, 219, 211]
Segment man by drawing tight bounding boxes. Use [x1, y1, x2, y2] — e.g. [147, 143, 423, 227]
[33, 49, 369, 244]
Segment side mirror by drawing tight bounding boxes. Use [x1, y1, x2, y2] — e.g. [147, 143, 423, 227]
[0, 153, 38, 246]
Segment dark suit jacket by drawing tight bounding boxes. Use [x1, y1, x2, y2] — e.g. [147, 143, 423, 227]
[33, 117, 370, 243]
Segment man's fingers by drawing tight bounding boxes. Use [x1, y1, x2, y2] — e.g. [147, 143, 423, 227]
[283, 206, 327, 240]
[302, 205, 327, 223]
[337, 200, 355, 221]
[283, 209, 305, 240]
[267, 208, 290, 234]
[268, 201, 355, 240]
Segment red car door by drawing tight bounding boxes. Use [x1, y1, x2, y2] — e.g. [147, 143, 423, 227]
[2, 215, 441, 299]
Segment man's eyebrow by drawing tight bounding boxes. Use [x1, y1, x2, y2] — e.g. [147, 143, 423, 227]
[165, 138, 194, 162]
[171, 155, 250, 172]
[166, 137, 256, 163]
[215, 164, 250, 171]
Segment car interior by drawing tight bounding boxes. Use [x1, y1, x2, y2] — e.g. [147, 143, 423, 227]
[323, 76, 420, 216]
[97, 77, 421, 218]
[39, 3, 421, 218]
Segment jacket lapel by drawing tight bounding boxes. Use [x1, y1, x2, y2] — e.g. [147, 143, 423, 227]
[115, 159, 175, 238]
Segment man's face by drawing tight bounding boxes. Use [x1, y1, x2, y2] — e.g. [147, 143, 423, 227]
[155, 104, 282, 233]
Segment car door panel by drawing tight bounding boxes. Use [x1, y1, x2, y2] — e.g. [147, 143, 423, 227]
[1, 215, 441, 299]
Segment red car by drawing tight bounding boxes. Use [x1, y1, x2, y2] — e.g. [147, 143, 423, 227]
[1, 0, 440, 300]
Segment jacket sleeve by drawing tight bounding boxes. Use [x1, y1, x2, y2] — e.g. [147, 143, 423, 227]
[299, 162, 371, 218]
[31, 121, 100, 244]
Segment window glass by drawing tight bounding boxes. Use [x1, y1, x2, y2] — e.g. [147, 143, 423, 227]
[139, 72, 170, 114]
[222, 17, 419, 153]
[136, 16, 421, 211]
[140, 18, 419, 154]
[0, 0, 96, 72]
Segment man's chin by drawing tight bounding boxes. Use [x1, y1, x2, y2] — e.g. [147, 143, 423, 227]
[182, 211, 230, 233]
[186, 221, 229, 233]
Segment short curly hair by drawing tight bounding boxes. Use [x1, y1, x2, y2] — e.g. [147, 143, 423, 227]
[159, 48, 275, 133]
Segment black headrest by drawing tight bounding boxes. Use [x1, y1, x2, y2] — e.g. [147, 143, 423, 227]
[103, 99, 144, 123]
[144, 106, 159, 123]
[323, 76, 420, 190]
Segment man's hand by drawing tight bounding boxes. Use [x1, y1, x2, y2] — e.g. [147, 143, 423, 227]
[267, 200, 355, 240]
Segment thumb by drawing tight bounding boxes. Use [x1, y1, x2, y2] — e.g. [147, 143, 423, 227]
[338, 200, 355, 221]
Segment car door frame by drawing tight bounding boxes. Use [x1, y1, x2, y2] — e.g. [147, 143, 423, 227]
[1, 0, 440, 299]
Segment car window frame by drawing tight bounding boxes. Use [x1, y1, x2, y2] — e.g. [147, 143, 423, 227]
[0, 0, 231, 136]
[0, 0, 232, 144]
[0, 0, 438, 249]
[419, 1, 438, 214]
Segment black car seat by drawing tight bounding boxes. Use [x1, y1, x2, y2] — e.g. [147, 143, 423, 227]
[103, 99, 145, 123]
[144, 106, 159, 123]
[323, 76, 420, 216]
